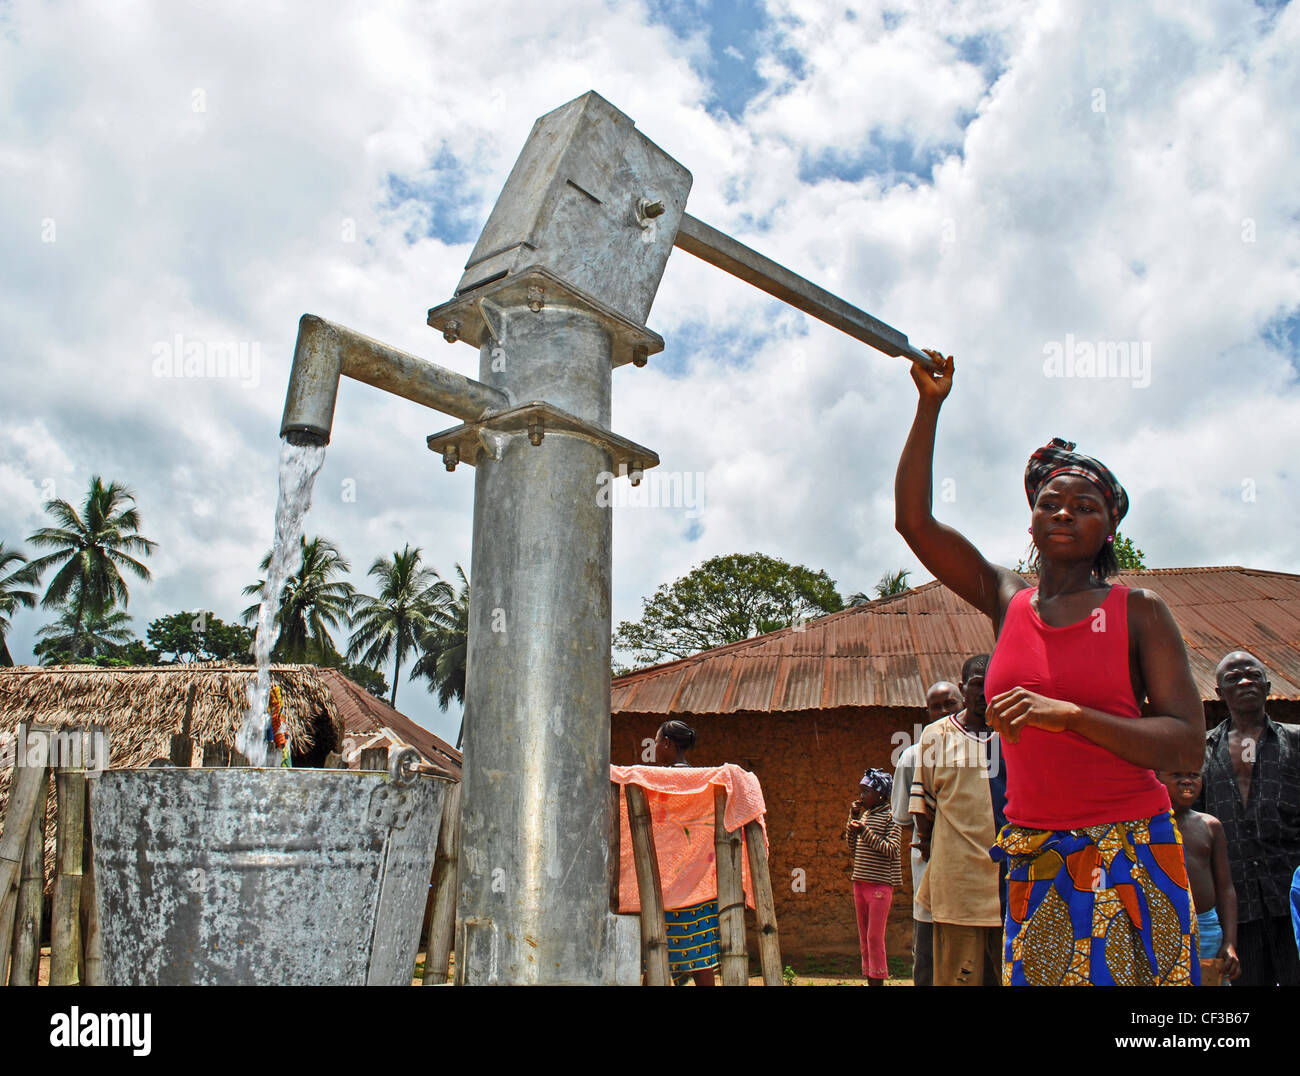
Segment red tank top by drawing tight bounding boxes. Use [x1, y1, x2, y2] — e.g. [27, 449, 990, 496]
[984, 585, 1171, 829]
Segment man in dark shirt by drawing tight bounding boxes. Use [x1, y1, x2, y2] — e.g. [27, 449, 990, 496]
[1197, 651, 1300, 986]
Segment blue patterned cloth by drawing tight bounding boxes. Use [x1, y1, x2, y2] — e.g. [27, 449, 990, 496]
[991, 810, 1200, 986]
[665, 898, 720, 984]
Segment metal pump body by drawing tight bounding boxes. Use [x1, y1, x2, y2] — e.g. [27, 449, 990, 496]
[278, 89, 933, 985]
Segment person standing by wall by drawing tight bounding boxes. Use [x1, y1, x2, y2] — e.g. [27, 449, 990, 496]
[909, 655, 1004, 985]
[845, 768, 902, 986]
[892, 680, 962, 986]
[1197, 651, 1300, 986]
[1158, 769, 1240, 985]
[652, 720, 719, 986]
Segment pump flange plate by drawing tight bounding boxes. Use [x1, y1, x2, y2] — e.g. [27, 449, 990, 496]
[427, 266, 664, 369]
[427, 400, 659, 481]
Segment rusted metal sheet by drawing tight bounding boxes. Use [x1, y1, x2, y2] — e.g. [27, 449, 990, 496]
[623, 668, 687, 714]
[726, 655, 781, 713]
[612, 569, 1300, 714]
[778, 656, 824, 711]
[675, 655, 736, 714]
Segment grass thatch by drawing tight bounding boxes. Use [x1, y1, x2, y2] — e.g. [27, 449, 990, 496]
[0, 664, 340, 764]
[0, 664, 346, 899]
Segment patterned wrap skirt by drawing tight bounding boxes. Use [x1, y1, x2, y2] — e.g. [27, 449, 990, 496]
[990, 811, 1200, 986]
[664, 898, 721, 984]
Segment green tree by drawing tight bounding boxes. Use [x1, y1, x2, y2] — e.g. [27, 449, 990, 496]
[0, 541, 42, 666]
[146, 611, 253, 664]
[339, 661, 390, 700]
[34, 607, 137, 664]
[25, 477, 157, 637]
[410, 564, 469, 746]
[1113, 532, 1146, 570]
[242, 537, 357, 663]
[614, 552, 844, 668]
[347, 545, 454, 709]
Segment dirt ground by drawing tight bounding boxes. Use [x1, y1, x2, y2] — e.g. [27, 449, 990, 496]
[416, 952, 914, 986]
[37, 948, 914, 987]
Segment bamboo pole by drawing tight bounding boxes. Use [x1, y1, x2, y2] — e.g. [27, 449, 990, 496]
[713, 785, 748, 986]
[743, 819, 782, 986]
[0, 728, 53, 980]
[201, 742, 230, 767]
[50, 752, 86, 986]
[170, 683, 197, 765]
[0, 884, 13, 987]
[7, 768, 49, 986]
[0, 729, 52, 909]
[625, 783, 670, 986]
[609, 781, 621, 913]
[422, 782, 461, 985]
[80, 773, 103, 986]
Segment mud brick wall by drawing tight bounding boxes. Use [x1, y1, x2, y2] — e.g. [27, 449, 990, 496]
[611, 706, 927, 965]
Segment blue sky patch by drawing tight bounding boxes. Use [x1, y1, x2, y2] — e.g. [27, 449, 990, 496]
[645, 0, 781, 119]
[798, 131, 953, 186]
[1262, 308, 1300, 367]
[656, 316, 785, 377]
[948, 30, 1007, 84]
[383, 148, 480, 245]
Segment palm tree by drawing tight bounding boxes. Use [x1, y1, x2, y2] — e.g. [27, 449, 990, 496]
[347, 545, 454, 708]
[410, 564, 469, 747]
[26, 477, 156, 636]
[0, 542, 43, 665]
[873, 568, 912, 599]
[242, 536, 357, 663]
[34, 607, 135, 663]
[847, 569, 913, 606]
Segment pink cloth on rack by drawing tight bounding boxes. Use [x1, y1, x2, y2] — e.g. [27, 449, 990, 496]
[610, 763, 768, 913]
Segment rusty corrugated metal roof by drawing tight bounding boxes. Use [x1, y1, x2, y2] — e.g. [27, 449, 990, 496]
[316, 669, 462, 778]
[610, 567, 1300, 714]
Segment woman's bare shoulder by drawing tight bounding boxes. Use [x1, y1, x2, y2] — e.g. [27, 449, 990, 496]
[1124, 586, 1179, 633]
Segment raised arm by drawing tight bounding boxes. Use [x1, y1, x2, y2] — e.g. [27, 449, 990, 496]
[894, 351, 1026, 628]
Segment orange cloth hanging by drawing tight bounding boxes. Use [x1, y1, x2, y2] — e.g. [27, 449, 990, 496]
[610, 763, 767, 914]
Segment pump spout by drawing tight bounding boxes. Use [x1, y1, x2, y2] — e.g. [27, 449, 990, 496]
[280, 314, 510, 445]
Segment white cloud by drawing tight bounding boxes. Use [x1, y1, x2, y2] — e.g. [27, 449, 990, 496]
[2, 0, 1298, 734]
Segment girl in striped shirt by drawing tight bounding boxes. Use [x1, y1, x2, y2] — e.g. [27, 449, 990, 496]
[845, 768, 902, 985]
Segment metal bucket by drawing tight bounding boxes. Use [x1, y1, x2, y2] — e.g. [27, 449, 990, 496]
[89, 750, 449, 985]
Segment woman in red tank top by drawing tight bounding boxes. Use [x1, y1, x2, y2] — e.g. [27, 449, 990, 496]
[894, 349, 1204, 986]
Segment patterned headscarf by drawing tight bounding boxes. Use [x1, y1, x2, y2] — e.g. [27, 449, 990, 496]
[1024, 437, 1129, 526]
[859, 768, 892, 797]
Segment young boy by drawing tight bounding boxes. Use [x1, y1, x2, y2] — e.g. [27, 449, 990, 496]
[1159, 770, 1241, 985]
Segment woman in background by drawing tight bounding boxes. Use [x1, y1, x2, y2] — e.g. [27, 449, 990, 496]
[653, 720, 719, 986]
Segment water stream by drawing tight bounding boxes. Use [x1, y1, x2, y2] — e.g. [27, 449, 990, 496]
[237, 437, 327, 766]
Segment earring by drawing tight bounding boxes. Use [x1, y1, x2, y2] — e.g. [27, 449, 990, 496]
[1027, 528, 1032, 534]
[1106, 535, 1114, 543]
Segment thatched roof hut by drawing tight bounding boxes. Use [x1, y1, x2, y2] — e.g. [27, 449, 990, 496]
[0, 664, 343, 772]
[0, 664, 460, 907]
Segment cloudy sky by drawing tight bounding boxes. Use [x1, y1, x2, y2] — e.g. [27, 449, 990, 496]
[2, 0, 1297, 744]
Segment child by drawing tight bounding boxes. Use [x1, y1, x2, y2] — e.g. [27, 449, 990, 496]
[844, 768, 901, 986]
[1159, 770, 1241, 985]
